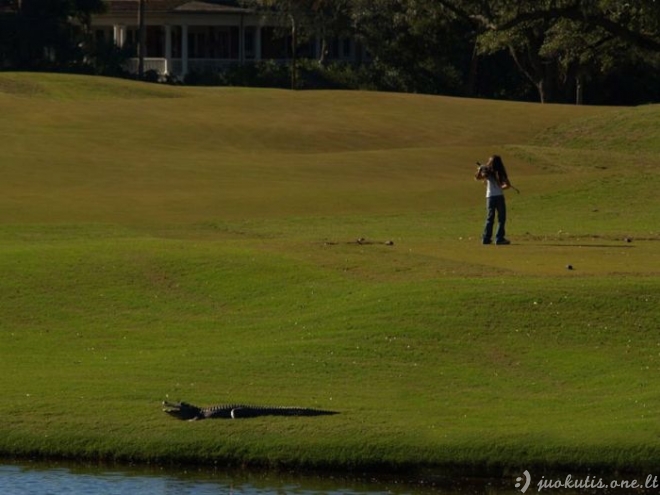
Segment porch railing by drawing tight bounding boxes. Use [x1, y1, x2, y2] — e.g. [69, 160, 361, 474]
[124, 58, 260, 78]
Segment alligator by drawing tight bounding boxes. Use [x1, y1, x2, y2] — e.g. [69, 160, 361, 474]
[162, 401, 338, 420]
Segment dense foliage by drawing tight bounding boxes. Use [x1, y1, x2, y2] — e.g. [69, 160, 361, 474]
[0, 0, 105, 70]
[2, 0, 659, 104]
[243, 0, 660, 104]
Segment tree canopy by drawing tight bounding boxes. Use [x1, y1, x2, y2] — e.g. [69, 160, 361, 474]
[0, 0, 105, 69]
[250, 0, 659, 103]
[434, 0, 660, 102]
[360, 0, 660, 102]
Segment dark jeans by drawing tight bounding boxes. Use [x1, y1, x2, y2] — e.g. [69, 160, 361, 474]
[483, 195, 506, 243]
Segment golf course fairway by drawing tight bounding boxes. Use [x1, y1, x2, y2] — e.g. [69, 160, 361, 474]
[0, 72, 658, 475]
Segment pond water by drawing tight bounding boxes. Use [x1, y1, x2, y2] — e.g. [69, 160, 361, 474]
[0, 461, 490, 495]
[0, 461, 654, 494]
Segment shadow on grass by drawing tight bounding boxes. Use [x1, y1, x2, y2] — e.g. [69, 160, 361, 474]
[538, 244, 635, 248]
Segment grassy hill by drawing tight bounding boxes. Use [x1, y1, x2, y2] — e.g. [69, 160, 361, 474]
[0, 72, 658, 475]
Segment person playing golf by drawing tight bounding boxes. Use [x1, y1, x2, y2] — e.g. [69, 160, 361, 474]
[474, 154, 513, 245]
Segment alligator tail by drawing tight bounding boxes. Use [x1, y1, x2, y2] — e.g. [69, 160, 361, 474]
[230, 407, 338, 419]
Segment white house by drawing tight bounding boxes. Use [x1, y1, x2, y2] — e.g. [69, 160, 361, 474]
[91, 0, 359, 79]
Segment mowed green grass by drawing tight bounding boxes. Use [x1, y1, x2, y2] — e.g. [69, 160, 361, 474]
[0, 72, 659, 473]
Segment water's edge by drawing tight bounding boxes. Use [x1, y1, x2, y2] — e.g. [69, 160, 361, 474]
[0, 458, 509, 495]
[3, 456, 657, 495]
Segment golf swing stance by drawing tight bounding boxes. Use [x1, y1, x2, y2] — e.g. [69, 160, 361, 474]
[475, 155, 515, 245]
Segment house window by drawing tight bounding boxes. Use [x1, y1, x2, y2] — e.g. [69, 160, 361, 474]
[211, 27, 230, 58]
[185, 27, 237, 59]
[244, 27, 255, 59]
[188, 29, 206, 58]
[124, 29, 137, 55]
[229, 27, 239, 59]
[327, 38, 339, 59]
[342, 38, 352, 60]
[261, 27, 288, 59]
[171, 27, 181, 58]
[146, 26, 164, 57]
[302, 39, 316, 58]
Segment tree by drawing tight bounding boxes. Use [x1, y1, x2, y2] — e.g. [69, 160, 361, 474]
[138, 0, 146, 79]
[351, 0, 474, 95]
[433, 0, 660, 103]
[538, 17, 630, 104]
[243, 0, 354, 88]
[306, 0, 354, 66]
[0, 0, 105, 69]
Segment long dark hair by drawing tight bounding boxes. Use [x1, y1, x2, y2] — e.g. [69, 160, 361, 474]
[490, 155, 509, 187]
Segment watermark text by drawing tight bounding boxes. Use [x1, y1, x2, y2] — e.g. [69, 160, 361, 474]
[515, 470, 660, 493]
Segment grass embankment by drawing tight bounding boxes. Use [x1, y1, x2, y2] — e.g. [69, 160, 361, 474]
[0, 72, 658, 474]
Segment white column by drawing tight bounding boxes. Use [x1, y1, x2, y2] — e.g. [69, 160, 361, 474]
[165, 25, 172, 75]
[113, 25, 126, 48]
[181, 24, 189, 77]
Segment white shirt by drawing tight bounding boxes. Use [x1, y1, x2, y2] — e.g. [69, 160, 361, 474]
[486, 176, 504, 198]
